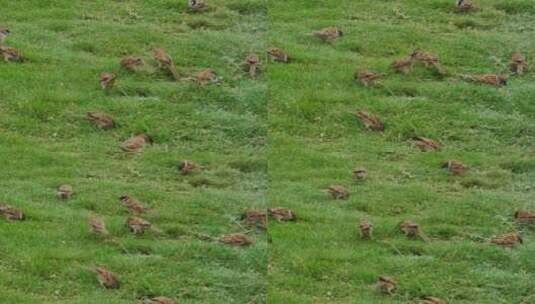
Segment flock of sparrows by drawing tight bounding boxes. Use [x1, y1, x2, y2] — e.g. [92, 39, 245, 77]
[1, 0, 532, 302]
[264, 1, 530, 302]
[0, 2, 270, 302]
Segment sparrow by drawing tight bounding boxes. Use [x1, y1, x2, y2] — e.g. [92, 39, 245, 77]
[377, 276, 396, 294]
[312, 26, 343, 42]
[411, 50, 439, 66]
[0, 204, 24, 220]
[399, 220, 420, 238]
[219, 233, 254, 246]
[242, 209, 267, 229]
[57, 184, 74, 199]
[457, 0, 474, 12]
[267, 48, 289, 63]
[0, 27, 10, 44]
[0, 45, 23, 62]
[153, 48, 180, 80]
[355, 70, 384, 87]
[411, 50, 447, 75]
[392, 57, 413, 74]
[413, 137, 441, 152]
[268, 207, 295, 222]
[491, 232, 522, 247]
[95, 266, 120, 289]
[179, 160, 197, 175]
[188, 0, 206, 12]
[359, 219, 373, 239]
[515, 210, 535, 223]
[476, 74, 507, 86]
[442, 160, 467, 175]
[353, 167, 368, 181]
[99, 72, 116, 90]
[190, 69, 218, 86]
[143, 297, 176, 304]
[327, 185, 349, 200]
[356, 111, 385, 132]
[120, 56, 144, 71]
[420, 297, 447, 304]
[120, 195, 149, 214]
[89, 216, 109, 235]
[244, 53, 261, 77]
[510, 52, 527, 75]
[87, 112, 115, 129]
[126, 216, 152, 235]
[121, 134, 152, 153]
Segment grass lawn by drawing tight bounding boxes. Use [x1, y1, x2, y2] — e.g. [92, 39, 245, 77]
[268, 0, 535, 303]
[0, 1, 267, 303]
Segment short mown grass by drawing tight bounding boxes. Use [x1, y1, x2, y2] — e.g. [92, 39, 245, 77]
[0, 1, 266, 303]
[269, 1, 535, 303]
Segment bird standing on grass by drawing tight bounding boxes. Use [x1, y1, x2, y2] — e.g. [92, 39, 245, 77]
[312, 27, 343, 42]
[0, 45, 23, 62]
[153, 48, 180, 80]
[99, 72, 116, 90]
[457, 0, 474, 12]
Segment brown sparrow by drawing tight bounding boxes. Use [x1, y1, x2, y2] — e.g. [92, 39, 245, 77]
[377, 276, 396, 294]
[57, 184, 74, 199]
[120, 56, 144, 71]
[244, 53, 261, 77]
[327, 185, 349, 200]
[99, 72, 116, 90]
[413, 137, 441, 151]
[268, 207, 295, 222]
[121, 134, 152, 153]
[143, 297, 176, 304]
[179, 160, 197, 175]
[312, 26, 343, 42]
[411, 50, 447, 75]
[400, 220, 420, 238]
[153, 48, 180, 80]
[420, 297, 447, 304]
[0, 45, 23, 62]
[355, 70, 384, 87]
[353, 167, 368, 181]
[356, 111, 385, 132]
[510, 52, 527, 75]
[87, 112, 115, 129]
[219, 233, 254, 246]
[190, 69, 218, 86]
[491, 232, 522, 247]
[120, 195, 149, 214]
[0, 27, 10, 44]
[242, 209, 267, 229]
[442, 160, 467, 175]
[0, 204, 24, 220]
[392, 57, 413, 74]
[457, 0, 474, 12]
[476, 74, 507, 86]
[515, 210, 535, 223]
[267, 48, 289, 63]
[95, 266, 120, 289]
[188, 0, 206, 12]
[89, 216, 109, 235]
[359, 219, 373, 239]
[126, 216, 152, 235]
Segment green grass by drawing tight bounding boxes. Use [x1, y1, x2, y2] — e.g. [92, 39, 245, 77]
[268, 1, 535, 303]
[0, 1, 266, 303]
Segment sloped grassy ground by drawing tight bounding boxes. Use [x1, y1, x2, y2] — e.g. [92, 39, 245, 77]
[269, 1, 535, 303]
[0, 1, 267, 303]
